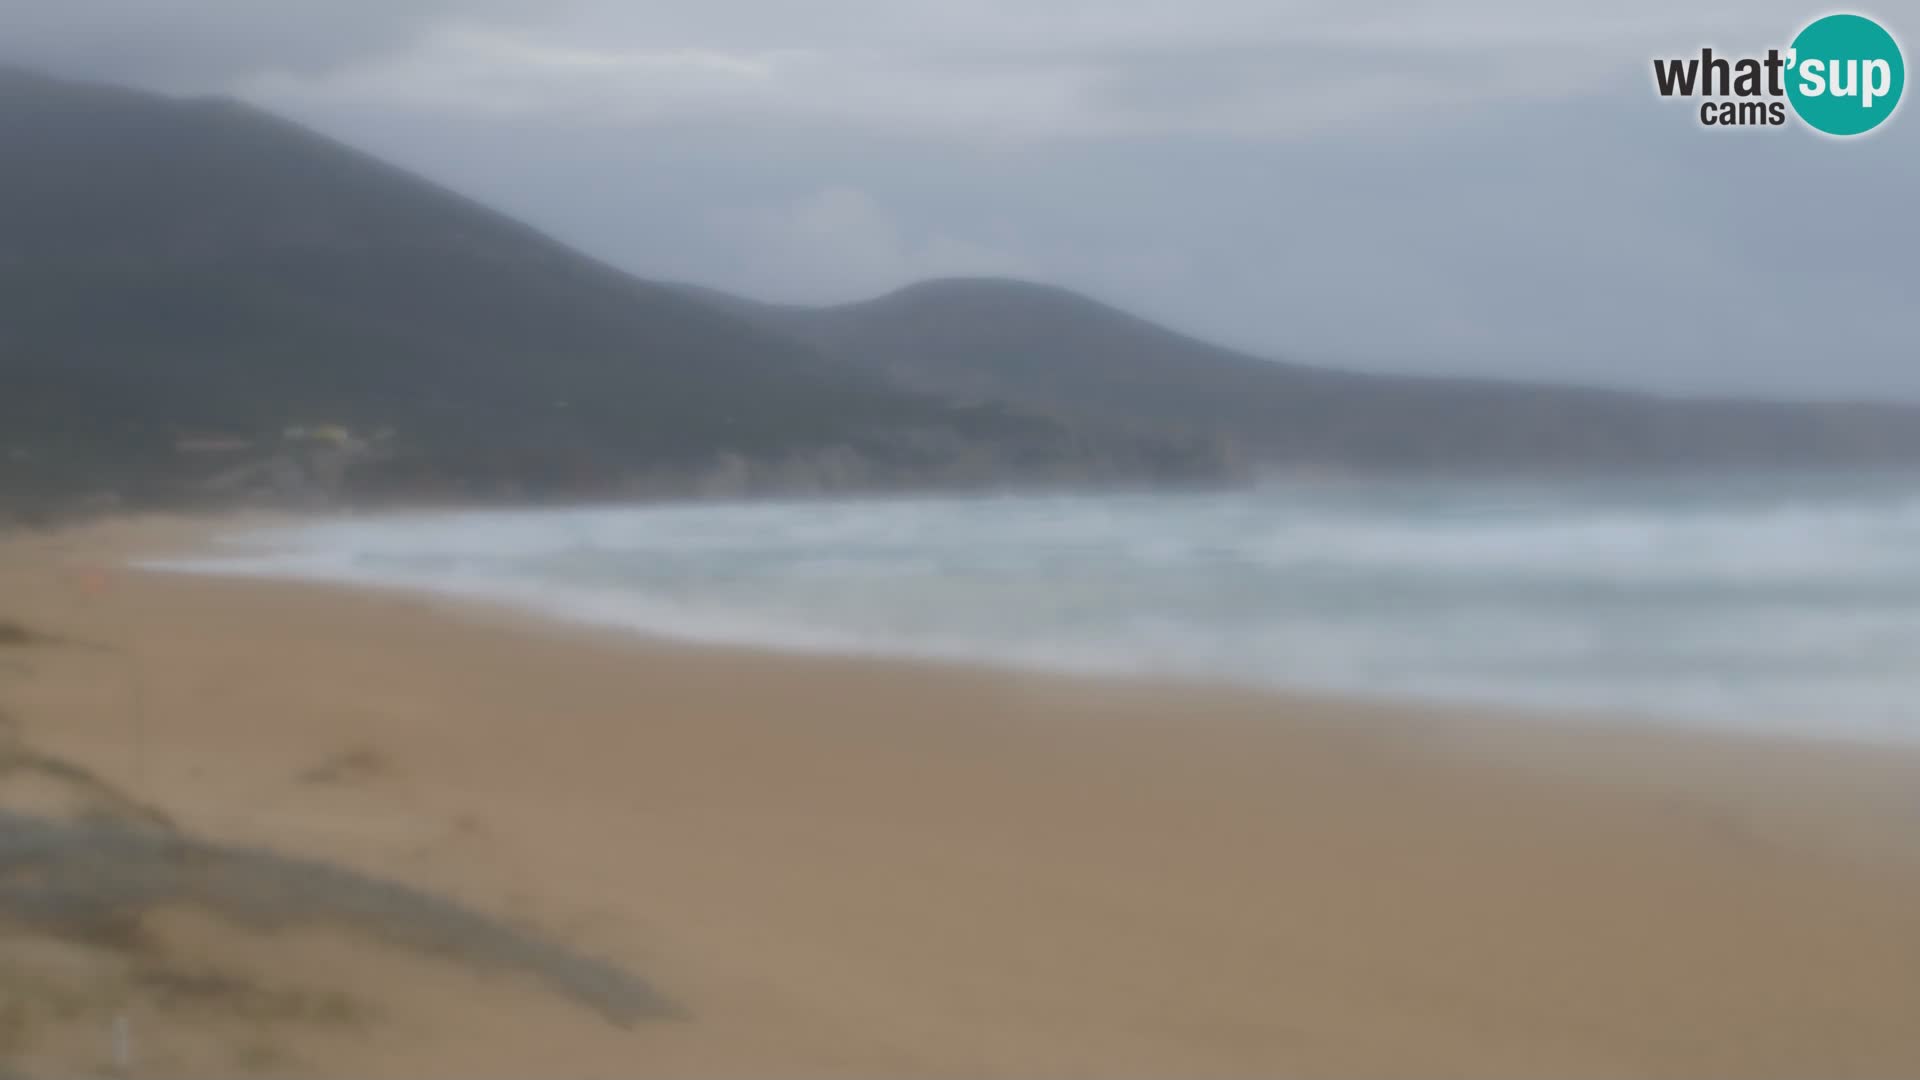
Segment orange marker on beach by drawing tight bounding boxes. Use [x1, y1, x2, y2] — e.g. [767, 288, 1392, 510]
[65, 565, 112, 596]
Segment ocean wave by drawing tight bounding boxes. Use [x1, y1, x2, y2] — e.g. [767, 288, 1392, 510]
[142, 477, 1920, 740]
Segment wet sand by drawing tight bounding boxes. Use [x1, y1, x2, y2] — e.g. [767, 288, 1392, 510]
[4, 514, 1920, 1077]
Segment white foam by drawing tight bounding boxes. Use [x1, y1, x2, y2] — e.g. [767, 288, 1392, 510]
[141, 478, 1920, 741]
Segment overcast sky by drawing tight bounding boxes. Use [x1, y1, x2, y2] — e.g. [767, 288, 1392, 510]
[4, 1, 1916, 397]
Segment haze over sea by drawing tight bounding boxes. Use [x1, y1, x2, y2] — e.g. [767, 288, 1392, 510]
[148, 474, 1920, 741]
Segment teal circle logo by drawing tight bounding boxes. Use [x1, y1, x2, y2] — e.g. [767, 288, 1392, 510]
[1787, 14, 1905, 135]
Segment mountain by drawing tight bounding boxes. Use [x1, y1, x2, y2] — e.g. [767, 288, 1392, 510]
[0, 68, 1216, 513]
[687, 277, 1920, 470]
[5, 67, 1918, 520]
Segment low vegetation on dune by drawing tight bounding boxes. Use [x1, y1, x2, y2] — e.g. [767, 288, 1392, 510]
[0, 809, 674, 1026]
[0, 617, 672, 1077]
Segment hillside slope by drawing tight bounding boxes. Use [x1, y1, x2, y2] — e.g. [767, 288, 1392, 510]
[0, 70, 1214, 510]
[688, 277, 1920, 470]
[7, 65, 1915, 517]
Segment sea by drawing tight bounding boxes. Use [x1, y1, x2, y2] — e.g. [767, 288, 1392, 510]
[143, 473, 1920, 741]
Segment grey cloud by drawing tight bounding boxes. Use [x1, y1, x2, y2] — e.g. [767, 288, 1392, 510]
[0, 1, 467, 88]
[220, 1, 1825, 139]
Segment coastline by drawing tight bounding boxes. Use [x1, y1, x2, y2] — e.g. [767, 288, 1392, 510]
[126, 494, 1920, 743]
[5, 514, 1920, 1077]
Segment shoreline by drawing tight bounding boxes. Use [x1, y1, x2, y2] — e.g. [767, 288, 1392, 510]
[126, 506, 1916, 750]
[5, 515, 1920, 1076]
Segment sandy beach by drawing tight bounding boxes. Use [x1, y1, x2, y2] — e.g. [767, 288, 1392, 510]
[4, 514, 1920, 1078]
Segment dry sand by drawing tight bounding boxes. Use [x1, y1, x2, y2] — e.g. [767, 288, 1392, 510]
[3, 513, 1920, 1077]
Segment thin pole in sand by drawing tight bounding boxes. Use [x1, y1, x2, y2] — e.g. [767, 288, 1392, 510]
[110, 1010, 133, 1075]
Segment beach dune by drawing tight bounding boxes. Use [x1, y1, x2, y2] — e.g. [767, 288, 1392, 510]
[3, 517, 1920, 1077]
